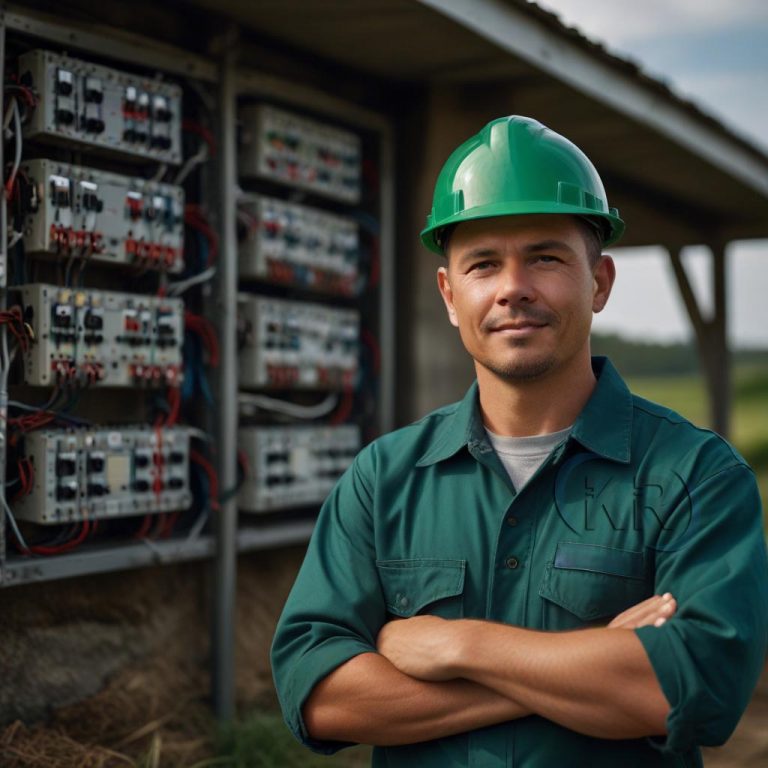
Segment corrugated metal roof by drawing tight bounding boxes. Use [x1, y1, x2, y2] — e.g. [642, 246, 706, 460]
[513, 0, 768, 164]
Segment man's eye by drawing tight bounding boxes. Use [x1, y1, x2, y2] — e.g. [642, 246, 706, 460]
[536, 255, 560, 264]
[469, 261, 494, 272]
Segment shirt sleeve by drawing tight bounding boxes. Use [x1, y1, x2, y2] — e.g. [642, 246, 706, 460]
[270, 444, 385, 754]
[635, 462, 768, 753]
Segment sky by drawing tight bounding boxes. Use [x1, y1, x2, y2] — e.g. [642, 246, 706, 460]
[536, 0, 768, 348]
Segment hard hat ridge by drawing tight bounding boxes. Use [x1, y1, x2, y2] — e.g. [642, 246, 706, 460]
[421, 115, 625, 254]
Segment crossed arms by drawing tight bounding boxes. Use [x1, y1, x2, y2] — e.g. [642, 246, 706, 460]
[303, 593, 675, 746]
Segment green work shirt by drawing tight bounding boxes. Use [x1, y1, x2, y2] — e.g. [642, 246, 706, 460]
[271, 357, 768, 767]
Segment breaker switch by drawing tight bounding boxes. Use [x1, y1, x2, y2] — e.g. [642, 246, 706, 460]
[56, 69, 74, 96]
[84, 77, 103, 104]
[56, 482, 78, 501]
[87, 453, 105, 473]
[152, 95, 172, 122]
[84, 117, 105, 134]
[53, 303, 74, 328]
[126, 191, 143, 220]
[133, 479, 150, 493]
[87, 481, 108, 496]
[55, 108, 75, 125]
[56, 454, 77, 476]
[168, 477, 184, 490]
[83, 308, 104, 330]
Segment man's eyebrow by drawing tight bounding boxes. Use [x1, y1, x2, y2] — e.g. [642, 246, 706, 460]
[523, 239, 577, 254]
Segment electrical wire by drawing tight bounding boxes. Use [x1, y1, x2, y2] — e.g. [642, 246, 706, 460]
[173, 142, 208, 186]
[2, 494, 30, 551]
[4, 98, 22, 200]
[166, 265, 216, 296]
[237, 391, 339, 419]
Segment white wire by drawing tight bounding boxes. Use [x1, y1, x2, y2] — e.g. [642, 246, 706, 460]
[238, 392, 339, 419]
[173, 143, 208, 186]
[6, 99, 22, 194]
[2, 495, 30, 552]
[7, 231, 23, 248]
[150, 163, 168, 183]
[187, 426, 212, 442]
[166, 266, 216, 296]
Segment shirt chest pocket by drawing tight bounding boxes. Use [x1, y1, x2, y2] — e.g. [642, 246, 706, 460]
[538, 541, 651, 629]
[376, 559, 466, 619]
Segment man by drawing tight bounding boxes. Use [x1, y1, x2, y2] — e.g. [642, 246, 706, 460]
[271, 116, 768, 766]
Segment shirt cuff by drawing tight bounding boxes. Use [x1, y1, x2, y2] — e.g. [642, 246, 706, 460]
[279, 637, 375, 755]
[635, 624, 696, 753]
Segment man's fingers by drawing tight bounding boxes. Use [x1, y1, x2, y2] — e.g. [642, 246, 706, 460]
[607, 593, 676, 629]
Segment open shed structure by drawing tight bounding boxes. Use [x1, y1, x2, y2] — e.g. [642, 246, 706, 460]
[2, 0, 767, 727]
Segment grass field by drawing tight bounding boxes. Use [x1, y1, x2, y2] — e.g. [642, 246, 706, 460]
[222, 366, 768, 766]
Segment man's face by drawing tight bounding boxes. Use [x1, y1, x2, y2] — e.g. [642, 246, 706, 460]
[437, 214, 615, 383]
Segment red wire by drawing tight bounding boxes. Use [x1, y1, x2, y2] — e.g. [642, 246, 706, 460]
[28, 518, 91, 555]
[182, 119, 216, 156]
[185, 311, 220, 367]
[190, 449, 220, 511]
[330, 389, 355, 425]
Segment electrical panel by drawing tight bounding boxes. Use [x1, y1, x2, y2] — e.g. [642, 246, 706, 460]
[239, 105, 361, 203]
[238, 425, 359, 513]
[20, 284, 183, 387]
[13, 426, 192, 524]
[238, 194, 360, 295]
[20, 159, 184, 273]
[238, 294, 359, 390]
[18, 49, 182, 164]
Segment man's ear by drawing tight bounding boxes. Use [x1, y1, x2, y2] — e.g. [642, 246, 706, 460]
[437, 266, 459, 328]
[592, 254, 616, 314]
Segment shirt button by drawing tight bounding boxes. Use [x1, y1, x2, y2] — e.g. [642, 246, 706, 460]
[506, 556, 519, 569]
[398, 595, 409, 608]
[507, 516, 518, 527]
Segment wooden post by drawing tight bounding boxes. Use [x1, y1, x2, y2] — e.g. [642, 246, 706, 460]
[668, 243, 731, 438]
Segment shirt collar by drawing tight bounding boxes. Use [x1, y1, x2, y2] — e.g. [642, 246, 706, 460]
[415, 356, 632, 467]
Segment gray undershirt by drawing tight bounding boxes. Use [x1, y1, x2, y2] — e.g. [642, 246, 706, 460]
[485, 425, 573, 492]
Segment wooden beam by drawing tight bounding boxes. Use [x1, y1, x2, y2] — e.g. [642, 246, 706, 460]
[667, 245, 731, 437]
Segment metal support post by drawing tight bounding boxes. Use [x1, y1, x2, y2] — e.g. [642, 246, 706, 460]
[212, 29, 239, 720]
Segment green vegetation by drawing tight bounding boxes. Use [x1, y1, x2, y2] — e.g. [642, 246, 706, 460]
[214, 711, 370, 767]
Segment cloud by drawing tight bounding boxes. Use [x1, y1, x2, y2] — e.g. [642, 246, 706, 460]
[536, 0, 768, 45]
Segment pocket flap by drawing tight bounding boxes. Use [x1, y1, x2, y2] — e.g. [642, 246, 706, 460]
[553, 541, 645, 580]
[376, 559, 466, 617]
[539, 542, 648, 622]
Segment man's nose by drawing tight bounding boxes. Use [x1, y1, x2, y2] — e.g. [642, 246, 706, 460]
[496, 260, 536, 305]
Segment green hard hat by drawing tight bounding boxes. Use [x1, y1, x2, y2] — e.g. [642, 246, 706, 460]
[420, 115, 625, 254]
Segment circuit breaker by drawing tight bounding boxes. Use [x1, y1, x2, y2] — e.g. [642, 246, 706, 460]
[238, 424, 359, 512]
[20, 159, 184, 272]
[238, 294, 359, 390]
[239, 105, 361, 203]
[20, 284, 183, 387]
[238, 194, 360, 295]
[13, 426, 192, 524]
[18, 49, 182, 164]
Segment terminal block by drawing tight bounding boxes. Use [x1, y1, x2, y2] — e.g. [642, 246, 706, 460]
[238, 194, 360, 295]
[239, 105, 361, 203]
[13, 426, 192, 524]
[238, 295, 358, 390]
[238, 425, 360, 512]
[18, 49, 182, 164]
[21, 160, 184, 272]
[21, 284, 183, 387]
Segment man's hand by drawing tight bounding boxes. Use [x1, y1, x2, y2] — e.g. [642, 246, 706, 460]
[607, 592, 676, 629]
